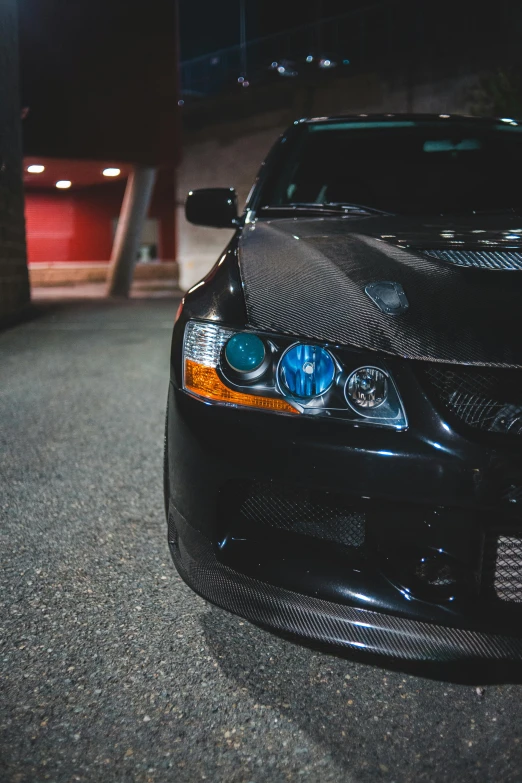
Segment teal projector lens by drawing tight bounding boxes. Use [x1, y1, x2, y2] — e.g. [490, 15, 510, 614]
[225, 333, 266, 373]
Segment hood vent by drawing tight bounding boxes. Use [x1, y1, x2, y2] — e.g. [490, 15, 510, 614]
[364, 280, 409, 315]
[420, 249, 522, 271]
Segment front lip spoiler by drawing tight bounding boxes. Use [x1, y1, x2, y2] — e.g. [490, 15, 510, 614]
[168, 505, 522, 664]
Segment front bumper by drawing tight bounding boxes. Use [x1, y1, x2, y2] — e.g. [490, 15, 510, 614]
[169, 507, 522, 662]
[166, 382, 522, 662]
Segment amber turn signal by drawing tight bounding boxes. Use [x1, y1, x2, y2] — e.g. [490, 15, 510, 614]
[184, 360, 298, 414]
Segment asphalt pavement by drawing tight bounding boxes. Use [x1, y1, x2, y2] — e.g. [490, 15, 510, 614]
[2, 299, 522, 783]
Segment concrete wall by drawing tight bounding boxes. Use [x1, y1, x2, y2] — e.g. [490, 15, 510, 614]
[177, 113, 286, 289]
[0, 0, 30, 323]
[177, 68, 479, 290]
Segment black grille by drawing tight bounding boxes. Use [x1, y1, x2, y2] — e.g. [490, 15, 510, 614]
[421, 365, 522, 437]
[231, 481, 365, 548]
[483, 534, 522, 603]
[420, 248, 522, 270]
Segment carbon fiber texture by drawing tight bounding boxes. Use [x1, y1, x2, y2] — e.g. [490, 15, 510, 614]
[168, 505, 522, 662]
[420, 249, 522, 270]
[238, 220, 522, 367]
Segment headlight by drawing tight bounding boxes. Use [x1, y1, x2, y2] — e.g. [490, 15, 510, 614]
[346, 368, 387, 408]
[182, 320, 407, 429]
[225, 333, 266, 373]
[223, 333, 270, 380]
[279, 344, 336, 399]
[183, 321, 297, 414]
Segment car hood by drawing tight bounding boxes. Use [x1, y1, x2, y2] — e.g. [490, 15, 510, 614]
[237, 214, 522, 366]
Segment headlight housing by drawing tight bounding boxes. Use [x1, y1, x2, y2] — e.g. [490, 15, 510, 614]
[182, 320, 407, 429]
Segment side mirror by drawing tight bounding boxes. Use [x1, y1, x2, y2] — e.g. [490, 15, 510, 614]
[185, 188, 238, 228]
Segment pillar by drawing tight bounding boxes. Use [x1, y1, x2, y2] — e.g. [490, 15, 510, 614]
[106, 165, 156, 298]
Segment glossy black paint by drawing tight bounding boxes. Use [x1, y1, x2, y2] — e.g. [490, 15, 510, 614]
[167, 115, 522, 661]
[185, 187, 238, 228]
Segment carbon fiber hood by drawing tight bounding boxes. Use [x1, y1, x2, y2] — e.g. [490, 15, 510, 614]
[238, 215, 522, 366]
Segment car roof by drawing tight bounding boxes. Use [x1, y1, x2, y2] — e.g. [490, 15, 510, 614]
[298, 113, 520, 127]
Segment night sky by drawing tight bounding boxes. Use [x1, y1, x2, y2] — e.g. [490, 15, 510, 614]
[179, 1, 371, 60]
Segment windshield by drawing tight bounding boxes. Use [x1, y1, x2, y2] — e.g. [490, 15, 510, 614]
[258, 120, 522, 216]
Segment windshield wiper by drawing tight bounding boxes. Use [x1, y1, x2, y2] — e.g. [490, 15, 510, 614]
[260, 202, 392, 217]
[321, 201, 392, 216]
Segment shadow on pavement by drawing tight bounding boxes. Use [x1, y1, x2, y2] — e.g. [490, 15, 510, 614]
[200, 604, 522, 778]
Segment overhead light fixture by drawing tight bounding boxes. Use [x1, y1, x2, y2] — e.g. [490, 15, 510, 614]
[56, 180, 71, 189]
[102, 167, 121, 177]
[27, 164, 45, 174]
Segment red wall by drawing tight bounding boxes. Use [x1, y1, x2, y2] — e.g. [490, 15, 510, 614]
[25, 174, 175, 263]
[25, 184, 123, 263]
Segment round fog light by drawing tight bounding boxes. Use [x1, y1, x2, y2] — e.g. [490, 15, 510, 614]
[225, 333, 266, 373]
[346, 367, 388, 409]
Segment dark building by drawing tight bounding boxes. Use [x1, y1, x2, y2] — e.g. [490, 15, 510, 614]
[0, 0, 30, 323]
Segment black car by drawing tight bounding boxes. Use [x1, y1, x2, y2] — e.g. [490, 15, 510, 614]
[165, 114, 522, 662]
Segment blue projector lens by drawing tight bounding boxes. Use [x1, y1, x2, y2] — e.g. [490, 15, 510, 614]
[279, 344, 335, 399]
[225, 333, 266, 373]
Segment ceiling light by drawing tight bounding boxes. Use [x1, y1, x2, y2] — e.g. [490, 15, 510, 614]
[56, 180, 71, 189]
[27, 164, 45, 174]
[102, 167, 121, 177]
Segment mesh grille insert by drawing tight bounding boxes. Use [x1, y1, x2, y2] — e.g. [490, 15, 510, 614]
[483, 534, 522, 603]
[421, 364, 522, 437]
[420, 249, 522, 270]
[232, 481, 365, 548]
